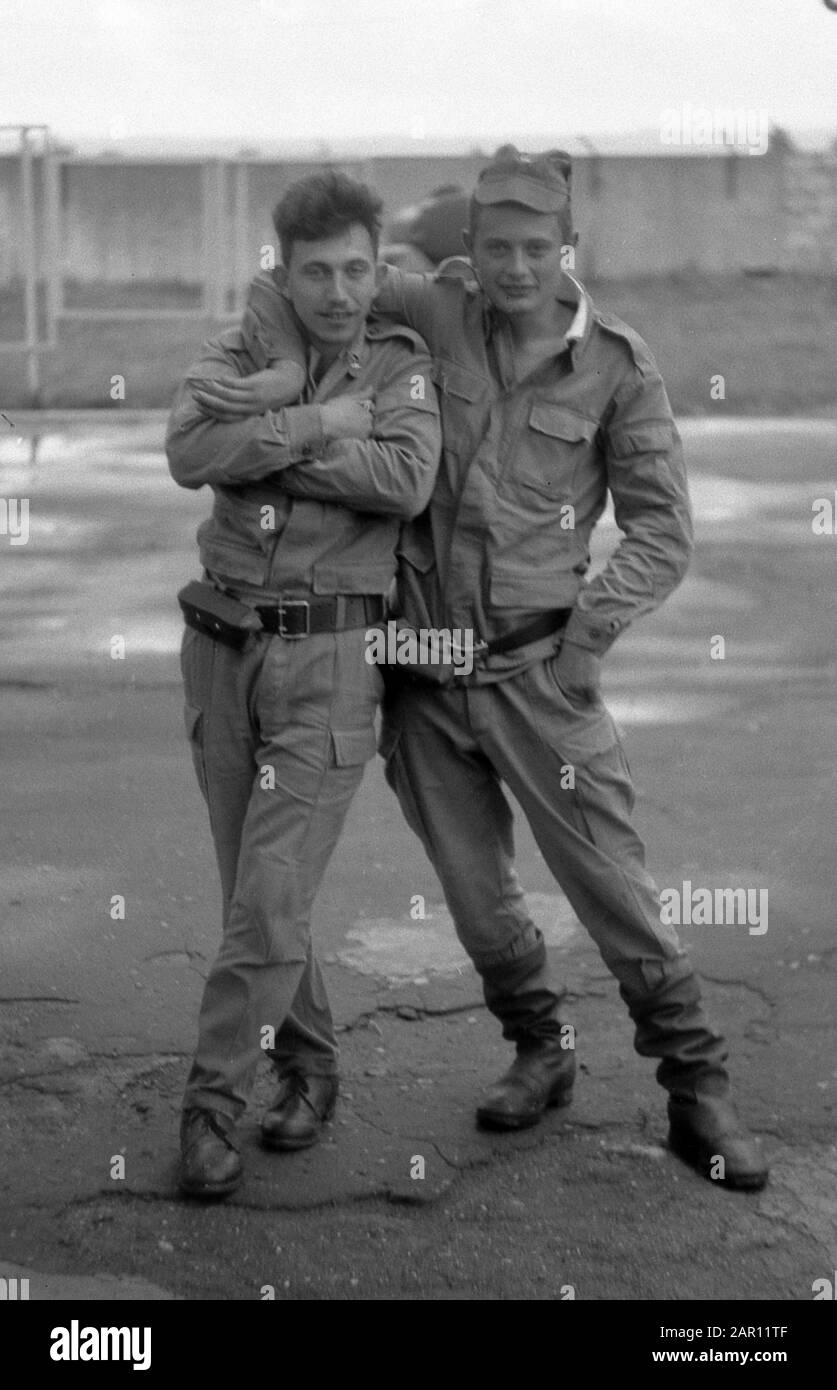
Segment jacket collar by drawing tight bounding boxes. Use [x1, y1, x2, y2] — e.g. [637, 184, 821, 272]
[561, 273, 589, 339]
[482, 271, 592, 371]
[304, 321, 370, 387]
[560, 273, 592, 369]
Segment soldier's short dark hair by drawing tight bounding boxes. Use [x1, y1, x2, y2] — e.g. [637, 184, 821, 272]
[273, 171, 384, 265]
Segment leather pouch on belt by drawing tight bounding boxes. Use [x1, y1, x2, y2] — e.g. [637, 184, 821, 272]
[177, 579, 263, 650]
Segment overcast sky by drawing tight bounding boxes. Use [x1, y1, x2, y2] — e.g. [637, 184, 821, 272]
[3, 0, 836, 152]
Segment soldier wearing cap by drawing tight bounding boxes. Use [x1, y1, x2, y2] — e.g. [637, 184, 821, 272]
[214, 148, 767, 1190]
[166, 171, 440, 1199]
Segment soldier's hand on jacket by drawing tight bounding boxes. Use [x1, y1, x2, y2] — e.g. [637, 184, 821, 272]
[320, 396, 376, 443]
[189, 365, 307, 421]
[551, 640, 602, 705]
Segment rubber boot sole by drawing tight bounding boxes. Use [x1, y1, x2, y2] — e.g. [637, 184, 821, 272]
[178, 1170, 241, 1200]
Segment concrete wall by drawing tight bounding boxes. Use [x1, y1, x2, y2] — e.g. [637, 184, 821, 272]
[0, 148, 834, 295]
[782, 148, 837, 270]
[61, 163, 205, 282]
[573, 153, 788, 276]
[243, 152, 796, 280]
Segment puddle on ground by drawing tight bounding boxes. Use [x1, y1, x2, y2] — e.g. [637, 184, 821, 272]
[608, 692, 738, 726]
[2, 420, 833, 673]
[335, 891, 578, 984]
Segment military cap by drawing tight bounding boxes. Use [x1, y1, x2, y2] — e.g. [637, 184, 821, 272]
[473, 146, 572, 213]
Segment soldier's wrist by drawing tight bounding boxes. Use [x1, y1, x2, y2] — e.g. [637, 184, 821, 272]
[563, 610, 620, 655]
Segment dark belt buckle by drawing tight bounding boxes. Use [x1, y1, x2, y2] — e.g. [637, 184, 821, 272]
[277, 598, 310, 639]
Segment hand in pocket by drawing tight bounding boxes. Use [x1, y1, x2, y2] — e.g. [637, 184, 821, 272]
[550, 640, 602, 706]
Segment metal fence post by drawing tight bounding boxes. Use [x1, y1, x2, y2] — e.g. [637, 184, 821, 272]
[19, 127, 41, 403]
[43, 134, 61, 347]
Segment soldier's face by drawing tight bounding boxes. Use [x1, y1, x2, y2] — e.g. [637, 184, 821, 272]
[466, 205, 568, 320]
[283, 224, 380, 352]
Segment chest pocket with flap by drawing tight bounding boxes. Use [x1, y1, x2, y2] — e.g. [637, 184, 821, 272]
[430, 359, 488, 460]
[516, 403, 599, 499]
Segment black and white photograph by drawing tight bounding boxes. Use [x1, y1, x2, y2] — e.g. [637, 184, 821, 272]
[1, 0, 835, 1342]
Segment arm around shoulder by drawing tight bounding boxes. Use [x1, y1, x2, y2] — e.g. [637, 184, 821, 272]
[277, 341, 441, 518]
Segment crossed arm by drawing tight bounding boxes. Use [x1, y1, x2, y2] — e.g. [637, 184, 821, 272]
[181, 272, 689, 701]
[166, 336, 441, 521]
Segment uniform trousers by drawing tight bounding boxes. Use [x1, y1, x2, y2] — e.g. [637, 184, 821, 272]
[180, 622, 381, 1120]
[378, 653, 729, 1095]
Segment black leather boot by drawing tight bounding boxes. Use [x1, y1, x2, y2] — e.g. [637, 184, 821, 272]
[261, 1071, 339, 1151]
[476, 1037, 576, 1130]
[620, 965, 768, 1189]
[476, 934, 575, 1130]
[667, 1088, 769, 1190]
[179, 1108, 242, 1199]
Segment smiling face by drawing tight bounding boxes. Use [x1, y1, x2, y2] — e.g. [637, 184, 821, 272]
[282, 223, 380, 358]
[465, 203, 569, 325]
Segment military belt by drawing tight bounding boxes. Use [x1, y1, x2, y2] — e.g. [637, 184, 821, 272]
[255, 594, 386, 639]
[481, 608, 573, 657]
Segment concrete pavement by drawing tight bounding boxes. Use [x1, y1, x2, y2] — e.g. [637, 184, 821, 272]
[0, 416, 835, 1299]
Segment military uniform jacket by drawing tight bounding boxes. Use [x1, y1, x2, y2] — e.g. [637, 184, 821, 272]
[242, 267, 693, 662]
[166, 316, 441, 599]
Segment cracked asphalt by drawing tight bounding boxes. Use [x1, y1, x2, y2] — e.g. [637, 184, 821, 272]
[0, 414, 835, 1301]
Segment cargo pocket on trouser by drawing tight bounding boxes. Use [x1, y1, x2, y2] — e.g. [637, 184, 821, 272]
[273, 724, 378, 959]
[570, 742, 683, 971]
[183, 702, 209, 800]
[330, 726, 378, 771]
[315, 723, 378, 815]
[237, 729, 377, 970]
[568, 742, 643, 871]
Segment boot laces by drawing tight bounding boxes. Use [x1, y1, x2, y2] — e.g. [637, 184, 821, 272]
[187, 1108, 236, 1150]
